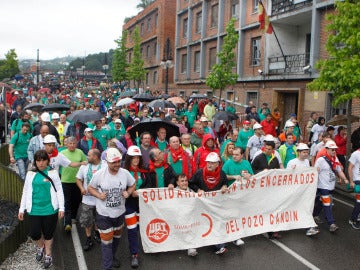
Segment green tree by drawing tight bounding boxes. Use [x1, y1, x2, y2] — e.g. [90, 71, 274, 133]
[136, 0, 154, 10]
[206, 18, 239, 103]
[307, 0, 360, 155]
[128, 26, 146, 91]
[0, 49, 20, 80]
[112, 31, 129, 83]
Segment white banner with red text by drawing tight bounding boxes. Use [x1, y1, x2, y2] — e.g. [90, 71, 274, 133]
[138, 168, 318, 253]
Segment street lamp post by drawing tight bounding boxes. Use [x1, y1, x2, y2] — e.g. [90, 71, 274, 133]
[160, 38, 173, 94]
[36, 49, 40, 85]
[102, 53, 108, 80]
[82, 58, 85, 81]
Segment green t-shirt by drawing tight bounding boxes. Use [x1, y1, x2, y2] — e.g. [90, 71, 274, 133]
[130, 171, 143, 190]
[155, 167, 165, 187]
[156, 140, 168, 151]
[60, 149, 87, 183]
[10, 131, 32, 159]
[222, 159, 254, 186]
[11, 119, 33, 134]
[30, 168, 57, 216]
[184, 111, 197, 128]
[169, 155, 183, 175]
[93, 128, 111, 150]
[236, 128, 254, 149]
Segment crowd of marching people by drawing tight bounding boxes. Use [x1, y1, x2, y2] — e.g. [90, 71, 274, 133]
[2, 79, 360, 270]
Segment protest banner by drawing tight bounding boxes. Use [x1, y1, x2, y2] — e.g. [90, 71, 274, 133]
[139, 168, 318, 253]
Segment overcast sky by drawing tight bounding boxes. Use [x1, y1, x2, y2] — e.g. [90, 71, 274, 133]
[0, 0, 139, 60]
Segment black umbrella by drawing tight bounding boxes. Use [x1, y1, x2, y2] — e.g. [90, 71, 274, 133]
[24, 103, 44, 111]
[67, 110, 103, 124]
[147, 99, 176, 109]
[128, 118, 180, 140]
[132, 93, 157, 102]
[190, 93, 207, 99]
[157, 94, 170, 99]
[213, 111, 239, 122]
[42, 103, 70, 112]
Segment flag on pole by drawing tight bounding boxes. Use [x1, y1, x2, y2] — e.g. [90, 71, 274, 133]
[258, 3, 273, 34]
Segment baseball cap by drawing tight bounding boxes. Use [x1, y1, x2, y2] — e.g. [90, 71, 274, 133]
[52, 113, 60, 119]
[84, 128, 93, 133]
[243, 120, 251, 125]
[200, 116, 208, 122]
[115, 119, 122, 124]
[264, 134, 275, 142]
[41, 112, 51, 122]
[253, 123, 262, 130]
[205, 152, 220, 162]
[325, 140, 338, 149]
[297, 143, 309, 151]
[43, 134, 57, 144]
[106, 148, 122, 162]
[127, 145, 142, 156]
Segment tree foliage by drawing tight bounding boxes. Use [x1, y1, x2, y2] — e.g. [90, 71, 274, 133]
[307, 0, 360, 106]
[0, 49, 20, 80]
[136, 0, 154, 10]
[206, 18, 239, 101]
[112, 31, 129, 82]
[128, 26, 146, 90]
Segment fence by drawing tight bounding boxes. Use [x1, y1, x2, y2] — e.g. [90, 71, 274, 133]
[0, 144, 28, 264]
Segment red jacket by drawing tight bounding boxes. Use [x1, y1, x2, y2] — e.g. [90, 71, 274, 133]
[334, 134, 346, 155]
[194, 134, 220, 170]
[261, 119, 277, 137]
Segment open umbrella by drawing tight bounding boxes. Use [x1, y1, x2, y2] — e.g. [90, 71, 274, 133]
[119, 89, 137, 97]
[167, 96, 185, 104]
[132, 93, 157, 102]
[116, 97, 135, 107]
[326, 114, 359, 126]
[190, 93, 207, 99]
[128, 118, 180, 141]
[67, 110, 103, 124]
[24, 103, 44, 111]
[213, 111, 239, 122]
[157, 94, 170, 99]
[38, 88, 50, 93]
[42, 104, 70, 112]
[148, 99, 176, 109]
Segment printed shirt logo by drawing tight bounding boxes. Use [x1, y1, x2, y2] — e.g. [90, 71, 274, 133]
[146, 218, 170, 243]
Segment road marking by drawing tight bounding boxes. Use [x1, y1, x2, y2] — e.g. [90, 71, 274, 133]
[333, 197, 354, 208]
[270, 239, 320, 270]
[72, 225, 88, 270]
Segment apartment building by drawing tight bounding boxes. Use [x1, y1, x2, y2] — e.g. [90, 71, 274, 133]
[123, 0, 176, 92]
[174, 0, 359, 132]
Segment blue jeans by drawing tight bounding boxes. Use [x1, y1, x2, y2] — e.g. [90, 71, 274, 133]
[16, 158, 28, 181]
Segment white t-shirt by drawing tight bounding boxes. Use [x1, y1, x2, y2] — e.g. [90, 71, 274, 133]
[89, 167, 135, 218]
[49, 153, 71, 172]
[247, 135, 264, 160]
[315, 156, 342, 190]
[311, 124, 326, 142]
[286, 158, 310, 169]
[76, 161, 107, 206]
[348, 150, 360, 181]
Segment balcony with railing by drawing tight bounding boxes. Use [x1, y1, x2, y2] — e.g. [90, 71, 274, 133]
[268, 53, 310, 75]
[271, 0, 313, 16]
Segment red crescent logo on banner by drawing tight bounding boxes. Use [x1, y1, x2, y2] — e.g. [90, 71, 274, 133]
[201, 213, 213, 238]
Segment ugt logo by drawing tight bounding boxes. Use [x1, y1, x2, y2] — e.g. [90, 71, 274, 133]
[146, 218, 170, 243]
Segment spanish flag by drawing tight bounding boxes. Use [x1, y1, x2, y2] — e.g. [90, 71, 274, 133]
[258, 3, 273, 34]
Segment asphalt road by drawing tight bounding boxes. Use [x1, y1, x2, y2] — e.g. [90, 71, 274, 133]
[53, 192, 360, 270]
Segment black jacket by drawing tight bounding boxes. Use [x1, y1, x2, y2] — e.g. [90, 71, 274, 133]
[251, 153, 280, 174]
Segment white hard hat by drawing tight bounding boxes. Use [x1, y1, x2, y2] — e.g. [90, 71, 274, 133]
[106, 148, 122, 162]
[115, 119, 122, 123]
[52, 112, 60, 119]
[200, 116, 208, 122]
[127, 145, 142, 156]
[253, 123, 262, 130]
[84, 128, 93, 133]
[205, 152, 220, 162]
[43, 134, 57, 144]
[41, 112, 51, 122]
[285, 121, 295, 128]
[264, 134, 275, 142]
[296, 143, 309, 151]
[325, 140, 338, 149]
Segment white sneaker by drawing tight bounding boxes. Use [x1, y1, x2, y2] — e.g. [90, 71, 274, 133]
[233, 238, 245, 246]
[306, 227, 319, 236]
[187, 248, 198, 257]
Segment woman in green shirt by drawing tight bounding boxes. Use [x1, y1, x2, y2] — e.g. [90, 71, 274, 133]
[18, 150, 64, 269]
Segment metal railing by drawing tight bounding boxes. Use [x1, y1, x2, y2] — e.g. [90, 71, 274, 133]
[271, 0, 313, 16]
[0, 144, 28, 265]
[268, 53, 309, 75]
